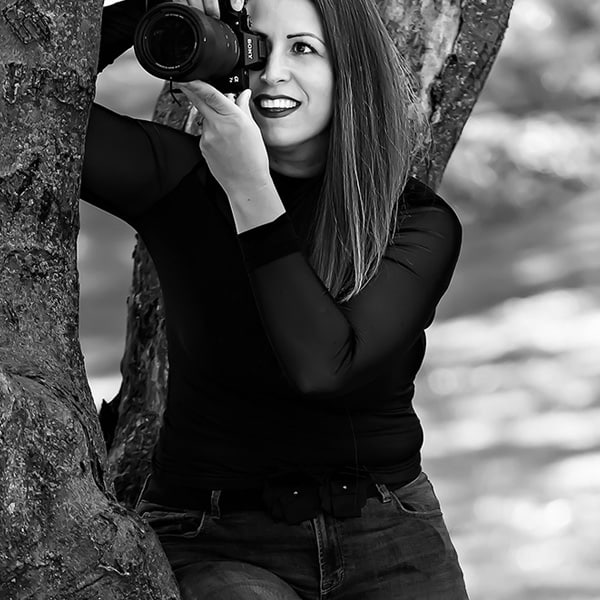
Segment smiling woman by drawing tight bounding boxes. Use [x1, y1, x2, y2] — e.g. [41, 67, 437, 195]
[81, 0, 469, 598]
[244, 0, 334, 173]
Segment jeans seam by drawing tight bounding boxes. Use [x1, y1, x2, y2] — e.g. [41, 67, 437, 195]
[311, 515, 326, 600]
[389, 473, 443, 518]
[312, 514, 344, 598]
[327, 518, 345, 595]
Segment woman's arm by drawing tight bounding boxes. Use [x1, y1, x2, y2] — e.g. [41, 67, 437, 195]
[175, 81, 286, 230]
[81, 105, 202, 221]
[170, 84, 462, 407]
[238, 188, 462, 405]
[82, 1, 203, 220]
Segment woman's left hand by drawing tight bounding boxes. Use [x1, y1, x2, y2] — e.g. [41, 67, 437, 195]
[178, 81, 271, 196]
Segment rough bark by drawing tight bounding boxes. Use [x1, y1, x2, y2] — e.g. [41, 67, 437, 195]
[376, 0, 515, 187]
[0, 0, 180, 598]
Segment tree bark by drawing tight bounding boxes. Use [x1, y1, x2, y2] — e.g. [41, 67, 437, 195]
[0, 0, 180, 598]
[376, 0, 515, 187]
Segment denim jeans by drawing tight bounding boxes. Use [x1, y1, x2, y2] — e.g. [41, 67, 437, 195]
[135, 472, 469, 599]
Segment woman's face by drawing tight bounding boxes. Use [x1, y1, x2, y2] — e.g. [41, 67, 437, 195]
[246, 0, 334, 164]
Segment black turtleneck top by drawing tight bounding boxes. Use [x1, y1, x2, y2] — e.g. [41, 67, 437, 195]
[82, 0, 462, 499]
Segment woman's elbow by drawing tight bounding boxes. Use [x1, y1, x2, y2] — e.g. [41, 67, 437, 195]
[289, 368, 353, 402]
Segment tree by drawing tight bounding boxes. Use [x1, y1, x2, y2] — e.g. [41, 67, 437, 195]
[0, 0, 180, 598]
[1, 0, 513, 597]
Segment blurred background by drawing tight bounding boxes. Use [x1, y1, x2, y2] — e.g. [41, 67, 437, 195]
[82, 0, 600, 597]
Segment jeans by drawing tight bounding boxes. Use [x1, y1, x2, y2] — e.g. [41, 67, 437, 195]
[135, 471, 469, 599]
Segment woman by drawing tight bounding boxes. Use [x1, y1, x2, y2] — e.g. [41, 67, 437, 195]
[85, 0, 469, 597]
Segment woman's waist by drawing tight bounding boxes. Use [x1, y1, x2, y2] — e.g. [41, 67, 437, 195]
[155, 416, 424, 476]
[141, 458, 422, 523]
[150, 442, 423, 501]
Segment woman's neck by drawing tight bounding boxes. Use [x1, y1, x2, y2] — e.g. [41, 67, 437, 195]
[267, 134, 328, 178]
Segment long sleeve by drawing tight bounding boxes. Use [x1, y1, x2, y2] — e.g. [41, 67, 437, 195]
[83, 3, 201, 221]
[81, 104, 202, 221]
[237, 184, 462, 406]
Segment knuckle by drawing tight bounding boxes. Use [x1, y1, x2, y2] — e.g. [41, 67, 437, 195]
[200, 130, 216, 146]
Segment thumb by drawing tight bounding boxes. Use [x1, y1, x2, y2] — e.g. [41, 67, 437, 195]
[236, 89, 253, 117]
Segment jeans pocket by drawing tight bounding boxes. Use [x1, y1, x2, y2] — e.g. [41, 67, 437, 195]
[138, 502, 207, 540]
[389, 472, 443, 518]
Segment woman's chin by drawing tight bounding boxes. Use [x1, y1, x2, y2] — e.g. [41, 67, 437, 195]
[260, 130, 304, 153]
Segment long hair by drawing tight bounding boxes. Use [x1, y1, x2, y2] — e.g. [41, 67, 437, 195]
[307, 0, 428, 302]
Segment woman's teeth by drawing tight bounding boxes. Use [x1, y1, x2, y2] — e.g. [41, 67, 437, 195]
[260, 98, 300, 109]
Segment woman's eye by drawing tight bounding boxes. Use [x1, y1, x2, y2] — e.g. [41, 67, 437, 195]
[292, 41, 316, 55]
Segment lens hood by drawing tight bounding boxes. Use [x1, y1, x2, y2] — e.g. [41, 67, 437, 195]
[134, 3, 240, 82]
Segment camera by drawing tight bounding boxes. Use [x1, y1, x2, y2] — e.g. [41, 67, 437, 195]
[134, 0, 267, 94]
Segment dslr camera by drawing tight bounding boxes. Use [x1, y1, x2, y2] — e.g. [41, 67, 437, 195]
[134, 0, 267, 94]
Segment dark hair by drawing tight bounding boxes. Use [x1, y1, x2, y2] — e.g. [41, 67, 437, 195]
[306, 0, 427, 302]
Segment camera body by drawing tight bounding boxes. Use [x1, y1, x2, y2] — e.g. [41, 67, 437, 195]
[134, 0, 267, 94]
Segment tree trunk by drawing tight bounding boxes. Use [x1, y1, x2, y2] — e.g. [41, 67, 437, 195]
[376, 0, 515, 187]
[0, 0, 180, 598]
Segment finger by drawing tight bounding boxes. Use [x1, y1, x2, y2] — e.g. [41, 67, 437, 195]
[224, 93, 236, 103]
[177, 85, 212, 120]
[171, 1, 215, 17]
[229, 0, 245, 11]
[180, 81, 238, 116]
[236, 89, 253, 117]
[184, 105, 204, 134]
[203, 0, 220, 18]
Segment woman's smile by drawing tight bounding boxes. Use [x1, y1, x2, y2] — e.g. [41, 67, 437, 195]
[247, 0, 334, 172]
[253, 94, 302, 118]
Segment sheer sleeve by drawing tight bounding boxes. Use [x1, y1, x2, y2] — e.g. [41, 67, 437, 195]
[237, 183, 462, 407]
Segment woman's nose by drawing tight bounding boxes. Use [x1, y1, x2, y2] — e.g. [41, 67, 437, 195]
[260, 52, 291, 85]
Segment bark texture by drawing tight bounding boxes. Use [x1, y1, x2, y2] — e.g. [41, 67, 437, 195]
[0, 0, 180, 598]
[376, 0, 515, 187]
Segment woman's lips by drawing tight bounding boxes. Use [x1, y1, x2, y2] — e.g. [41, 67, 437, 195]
[253, 95, 301, 119]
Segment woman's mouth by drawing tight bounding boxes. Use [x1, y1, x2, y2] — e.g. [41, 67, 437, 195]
[253, 95, 301, 119]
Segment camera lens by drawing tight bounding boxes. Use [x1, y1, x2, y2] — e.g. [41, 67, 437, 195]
[134, 4, 240, 82]
[146, 15, 197, 70]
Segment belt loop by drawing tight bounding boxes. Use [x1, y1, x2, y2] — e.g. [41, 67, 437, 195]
[210, 490, 222, 518]
[375, 483, 393, 504]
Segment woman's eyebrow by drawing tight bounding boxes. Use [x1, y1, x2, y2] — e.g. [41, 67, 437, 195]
[250, 29, 327, 46]
[287, 32, 326, 45]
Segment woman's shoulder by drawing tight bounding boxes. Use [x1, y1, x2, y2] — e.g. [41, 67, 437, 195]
[389, 177, 462, 254]
[401, 177, 454, 210]
[397, 177, 462, 233]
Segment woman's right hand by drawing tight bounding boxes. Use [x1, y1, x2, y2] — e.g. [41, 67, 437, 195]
[170, 0, 245, 19]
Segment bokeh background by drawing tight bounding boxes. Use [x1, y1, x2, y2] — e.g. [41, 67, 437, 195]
[82, 0, 600, 597]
